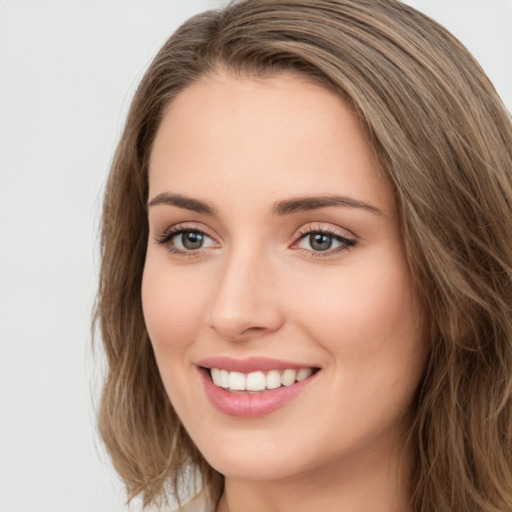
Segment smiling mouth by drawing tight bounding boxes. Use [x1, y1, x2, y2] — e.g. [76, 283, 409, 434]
[205, 367, 319, 393]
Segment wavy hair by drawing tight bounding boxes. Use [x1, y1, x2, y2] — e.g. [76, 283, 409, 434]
[94, 1, 512, 510]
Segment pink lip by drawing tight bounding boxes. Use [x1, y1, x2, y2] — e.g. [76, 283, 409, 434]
[196, 359, 319, 418]
[197, 356, 315, 373]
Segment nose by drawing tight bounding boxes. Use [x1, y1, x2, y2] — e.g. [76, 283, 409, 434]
[205, 248, 284, 342]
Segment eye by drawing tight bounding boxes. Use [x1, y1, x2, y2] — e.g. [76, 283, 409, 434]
[173, 230, 211, 250]
[293, 228, 356, 256]
[302, 233, 337, 252]
[154, 225, 219, 255]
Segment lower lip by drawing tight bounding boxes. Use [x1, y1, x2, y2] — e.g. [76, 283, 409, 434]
[198, 368, 317, 418]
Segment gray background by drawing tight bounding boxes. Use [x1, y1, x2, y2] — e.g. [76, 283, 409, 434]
[0, 1, 510, 511]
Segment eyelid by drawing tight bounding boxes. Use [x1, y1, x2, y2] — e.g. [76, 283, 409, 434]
[293, 222, 356, 239]
[153, 222, 214, 242]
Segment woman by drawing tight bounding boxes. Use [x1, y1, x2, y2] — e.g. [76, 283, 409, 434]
[94, 1, 512, 511]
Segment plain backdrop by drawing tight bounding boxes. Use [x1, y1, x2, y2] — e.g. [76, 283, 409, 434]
[0, 1, 510, 511]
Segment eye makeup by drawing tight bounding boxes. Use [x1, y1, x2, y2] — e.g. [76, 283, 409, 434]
[153, 220, 357, 260]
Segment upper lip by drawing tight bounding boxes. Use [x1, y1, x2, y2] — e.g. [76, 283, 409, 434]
[197, 356, 319, 373]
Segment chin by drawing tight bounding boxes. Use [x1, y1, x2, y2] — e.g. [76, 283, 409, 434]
[182, 423, 297, 479]
[204, 450, 308, 481]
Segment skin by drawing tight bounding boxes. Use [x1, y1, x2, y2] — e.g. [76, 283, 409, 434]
[142, 71, 427, 512]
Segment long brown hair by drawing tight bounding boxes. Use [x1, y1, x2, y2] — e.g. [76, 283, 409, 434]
[94, 1, 512, 510]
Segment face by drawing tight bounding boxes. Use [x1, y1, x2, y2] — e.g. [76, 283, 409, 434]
[142, 71, 426, 482]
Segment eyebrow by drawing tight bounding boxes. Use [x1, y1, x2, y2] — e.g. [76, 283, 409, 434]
[272, 195, 383, 216]
[147, 192, 216, 215]
[147, 192, 382, 217]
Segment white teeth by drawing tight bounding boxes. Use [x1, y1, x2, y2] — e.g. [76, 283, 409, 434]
[296, 368, 313, 381]
[228, 371, 246, 391]
[209, 367, 315, 391]
[266, 370, 282, 389]
[281, 369, 297, 387]
[246, 371, 266, 391]
[211, 368, 221, 386]
[219, 369, 229, 388]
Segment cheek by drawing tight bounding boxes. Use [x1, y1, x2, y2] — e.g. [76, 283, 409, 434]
[141, 258, 212, 418]
[141, 258, 206, 355]
[294, 257, 417, 340]
[289, 249, 424, 396]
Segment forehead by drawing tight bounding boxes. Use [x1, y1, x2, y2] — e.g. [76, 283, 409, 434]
[148, 71, 394, 216]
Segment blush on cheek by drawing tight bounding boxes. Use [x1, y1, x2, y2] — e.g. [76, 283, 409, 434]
[142, 270, 213, 370]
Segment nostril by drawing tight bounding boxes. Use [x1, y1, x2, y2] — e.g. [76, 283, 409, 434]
[207, 320, 275, 342]
[240, 326, 266, 335]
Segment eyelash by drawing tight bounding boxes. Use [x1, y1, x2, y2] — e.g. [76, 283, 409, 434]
[154, 223, 357, 259]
